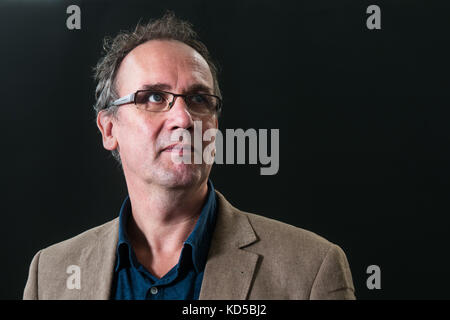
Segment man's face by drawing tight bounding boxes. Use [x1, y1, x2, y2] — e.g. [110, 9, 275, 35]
[98, 40, 218, 190]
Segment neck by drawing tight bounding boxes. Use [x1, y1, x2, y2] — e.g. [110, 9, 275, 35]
[125, 177, 209, 254]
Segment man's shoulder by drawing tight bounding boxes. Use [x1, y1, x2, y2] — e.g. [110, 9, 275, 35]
[214, 190, 355, 299]
[39, 218, 119, 261]
[24, 218, 119, 300]
[246, 210, 330, 242]
[215, 190, 336, 257]
[242, 210, 334, 254]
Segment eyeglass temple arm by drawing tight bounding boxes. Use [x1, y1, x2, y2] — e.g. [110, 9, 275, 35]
[110, 92, 136, 107]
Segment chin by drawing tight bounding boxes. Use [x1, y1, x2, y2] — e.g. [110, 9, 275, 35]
[153, 164, 205, 189]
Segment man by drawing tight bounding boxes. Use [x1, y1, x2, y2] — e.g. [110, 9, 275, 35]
[23, 13, 355, 300]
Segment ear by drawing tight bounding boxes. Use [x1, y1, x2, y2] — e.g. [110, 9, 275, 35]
[96, 110, 118, 151]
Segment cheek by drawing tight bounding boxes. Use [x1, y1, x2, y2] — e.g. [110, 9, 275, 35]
[200, 115, 218, 132]
[116, 113, 162, 156]
[200, 116, 218, 146]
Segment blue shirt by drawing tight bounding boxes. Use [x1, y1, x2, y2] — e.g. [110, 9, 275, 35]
[111, 180, 217, 300]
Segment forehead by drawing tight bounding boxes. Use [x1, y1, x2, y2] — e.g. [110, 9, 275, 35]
[115, 39, 213, 94]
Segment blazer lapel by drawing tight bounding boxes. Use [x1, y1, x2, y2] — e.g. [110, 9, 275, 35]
[79, 218, 119, 300]
[199, 191, 260, 300]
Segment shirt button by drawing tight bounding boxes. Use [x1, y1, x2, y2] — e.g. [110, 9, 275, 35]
[150, 287, 158, 295]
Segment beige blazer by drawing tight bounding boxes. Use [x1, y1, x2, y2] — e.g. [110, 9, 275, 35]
[23, 190, 356, 300]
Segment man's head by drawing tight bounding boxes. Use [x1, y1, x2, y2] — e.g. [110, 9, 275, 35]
[94, 13, 221, 190]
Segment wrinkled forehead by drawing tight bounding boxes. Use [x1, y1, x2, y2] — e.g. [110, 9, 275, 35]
[115, 39, 213, 95]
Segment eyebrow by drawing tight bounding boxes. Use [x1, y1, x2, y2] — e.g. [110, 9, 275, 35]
[139, 83, 214, 94]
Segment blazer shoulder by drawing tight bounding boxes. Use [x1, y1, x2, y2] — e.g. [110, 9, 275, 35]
[215, 190, 335, 256]
[24, 218, 119, 300]
[243, 211, 355, 299]
[39, 218, 119, 262]
[247, 211, 332, 250]
[213, 191, 355, 299]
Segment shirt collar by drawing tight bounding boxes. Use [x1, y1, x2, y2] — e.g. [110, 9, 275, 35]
[184, 179, 217, 273]
[115, 195, 133, 271]
[115, 179, 217, 274]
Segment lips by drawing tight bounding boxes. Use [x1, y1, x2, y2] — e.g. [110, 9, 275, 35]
[162, 143, 194, 153]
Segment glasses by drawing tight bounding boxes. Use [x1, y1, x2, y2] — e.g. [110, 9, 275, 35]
[109, 90, 222, 115]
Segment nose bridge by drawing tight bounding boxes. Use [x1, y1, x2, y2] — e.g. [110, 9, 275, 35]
[169, 94, 189, 109]
[167, 93, 193, 128]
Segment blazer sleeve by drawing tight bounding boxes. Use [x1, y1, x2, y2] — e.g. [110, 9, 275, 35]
[23, 250, 42, 300]
[309, 244, 356, 300]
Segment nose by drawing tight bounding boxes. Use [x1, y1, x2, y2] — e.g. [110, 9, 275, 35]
[166, 95, 194, 131]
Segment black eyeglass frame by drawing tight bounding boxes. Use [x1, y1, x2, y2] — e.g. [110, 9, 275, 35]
[109, 89, 223, 114]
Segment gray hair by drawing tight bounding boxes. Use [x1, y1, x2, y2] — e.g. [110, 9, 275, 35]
[93, 12, 222, 163]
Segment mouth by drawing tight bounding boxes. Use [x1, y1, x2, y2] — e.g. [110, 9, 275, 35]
[162, 143, 195, 153]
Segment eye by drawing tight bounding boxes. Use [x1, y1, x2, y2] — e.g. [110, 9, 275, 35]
[190, 94, 207, 104]
[148, 92, 164, 103]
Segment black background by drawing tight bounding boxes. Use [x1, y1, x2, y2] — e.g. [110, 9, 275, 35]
[1, 0, 449, 299]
